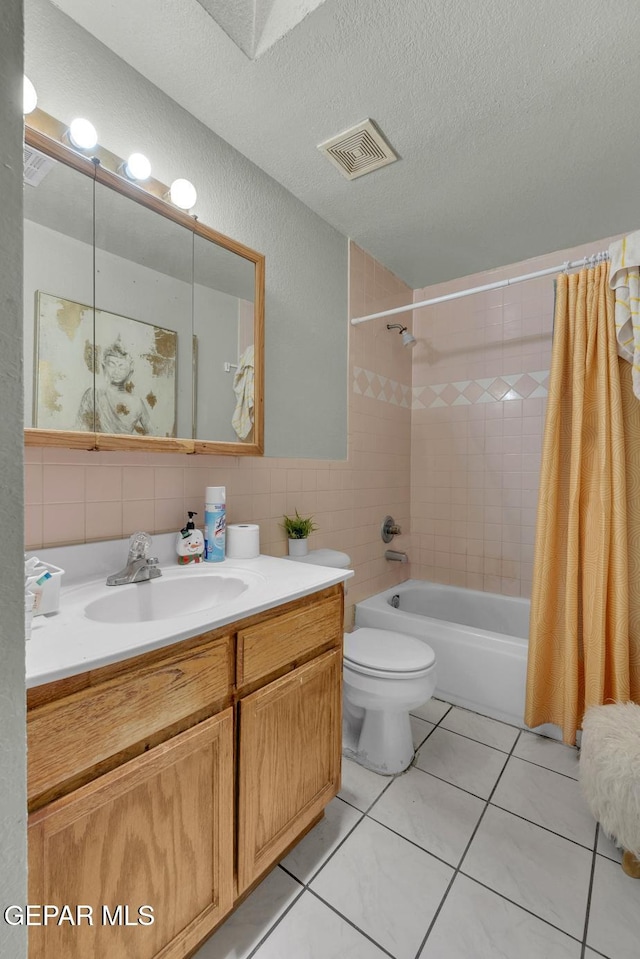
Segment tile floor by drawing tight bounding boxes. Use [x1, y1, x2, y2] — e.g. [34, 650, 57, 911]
[193, 699, 639, 959]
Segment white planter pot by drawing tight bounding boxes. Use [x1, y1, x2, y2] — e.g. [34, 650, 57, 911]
[288, 538, 309, 557]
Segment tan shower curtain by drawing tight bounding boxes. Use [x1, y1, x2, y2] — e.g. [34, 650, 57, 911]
[525, 263, 640, 744]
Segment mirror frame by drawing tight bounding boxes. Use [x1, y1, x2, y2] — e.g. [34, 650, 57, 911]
[23, 124, 265, 456]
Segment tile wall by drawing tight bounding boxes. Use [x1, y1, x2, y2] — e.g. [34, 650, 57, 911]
[410, 234, 619, 597]
[24, 242, 413, 626]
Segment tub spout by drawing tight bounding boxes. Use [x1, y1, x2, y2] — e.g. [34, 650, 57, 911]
[385, 550, 408, 563]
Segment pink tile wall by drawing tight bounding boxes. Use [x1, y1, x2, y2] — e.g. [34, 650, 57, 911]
[410, 234, 619, 597]
[24, 242, 413, 626]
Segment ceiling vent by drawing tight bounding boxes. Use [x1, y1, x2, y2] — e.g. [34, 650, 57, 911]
[318, 119, 398, 181]
[23, 145, 56, 187]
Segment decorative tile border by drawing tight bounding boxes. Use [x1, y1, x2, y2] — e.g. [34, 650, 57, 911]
[412, 371, 549, 409]
[352, 367, 411, 408]
[352, 367, 550, 410]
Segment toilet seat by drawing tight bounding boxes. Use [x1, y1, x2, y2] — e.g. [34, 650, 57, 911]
[344, 627, 435, 679]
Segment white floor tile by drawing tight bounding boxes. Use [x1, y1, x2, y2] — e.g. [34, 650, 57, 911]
[338, 757, 391, 811]
[419, 873, 581, 959]
[369, 766, 485, 866]
[414, 727, 508, 799]
[587, 854, 640, 959]
[492, 756, 597, 848]
[192, 867, 302, 959]
[410, 715, 435, 749]
[513, 731, 579, 779]
[440, 706, 520, 753]
[596, 828, 623, 864]
[255, 892, 385, 959]
[279, 797, 362, 884]
[411, 698, 451, 724]
[252, 891, 388, 959]
[463, 806, 592, 940]
[310, 817, 453, 959]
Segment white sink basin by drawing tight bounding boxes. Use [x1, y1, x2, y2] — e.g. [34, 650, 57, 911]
[84, 572, 252, 624]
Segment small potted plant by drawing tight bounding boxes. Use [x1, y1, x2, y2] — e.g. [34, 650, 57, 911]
[281, 509, 318, 557]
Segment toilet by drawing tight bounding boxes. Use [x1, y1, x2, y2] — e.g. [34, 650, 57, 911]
[286, 548, 437, 776]
[342, 628, 436, 775]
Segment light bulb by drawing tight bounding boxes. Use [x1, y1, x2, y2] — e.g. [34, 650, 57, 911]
[124, 153, 151, 181]
[68, 118, 98, 150]
[169, 178, 197, 210]
[23, 76, 37, 115]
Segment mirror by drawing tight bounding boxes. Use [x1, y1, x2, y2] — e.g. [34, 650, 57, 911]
[94, 180, 194, 439]
[193, 233, 257, 443]
[23, 147, 95, 436]
[23, 125, 264, 455]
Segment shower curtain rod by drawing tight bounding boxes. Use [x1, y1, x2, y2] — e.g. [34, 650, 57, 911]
[350, 250, 610, 325]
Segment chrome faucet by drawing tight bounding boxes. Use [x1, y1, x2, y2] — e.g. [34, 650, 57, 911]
[106, 531, 162, 586]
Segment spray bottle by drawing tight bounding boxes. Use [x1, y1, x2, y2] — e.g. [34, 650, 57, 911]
[204, 486, 226, 562]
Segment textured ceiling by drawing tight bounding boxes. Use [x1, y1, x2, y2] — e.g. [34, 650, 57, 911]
[49, 0, 640, 288]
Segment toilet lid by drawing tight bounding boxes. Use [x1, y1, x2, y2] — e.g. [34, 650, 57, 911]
[344, 628, 435, 673]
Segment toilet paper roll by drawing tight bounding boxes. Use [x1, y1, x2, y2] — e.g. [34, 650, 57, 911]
[226, 523, 260, 559]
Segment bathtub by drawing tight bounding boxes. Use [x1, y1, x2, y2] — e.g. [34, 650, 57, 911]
[355, 580, 532, 730]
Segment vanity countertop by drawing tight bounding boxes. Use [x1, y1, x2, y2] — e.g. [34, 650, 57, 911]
[26, 547, 353, 689]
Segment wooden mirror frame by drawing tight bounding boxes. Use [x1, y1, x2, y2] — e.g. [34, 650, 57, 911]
[23, 124, 265, 456]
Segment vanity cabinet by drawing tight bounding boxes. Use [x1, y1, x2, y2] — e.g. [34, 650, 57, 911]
[26, 584, 344, 959]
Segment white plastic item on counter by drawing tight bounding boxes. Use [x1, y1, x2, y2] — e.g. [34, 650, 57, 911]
[25, 591, 35, 640]
[25, 561, 65, 615]
[226, 523, 260, 559]
[204, 486, 226, 562]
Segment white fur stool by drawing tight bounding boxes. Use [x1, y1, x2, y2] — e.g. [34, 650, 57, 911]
[580, 702, 640, 878]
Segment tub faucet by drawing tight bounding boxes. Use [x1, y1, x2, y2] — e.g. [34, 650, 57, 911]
[385, 550, 408, 563]
[106, 531, 162, 586]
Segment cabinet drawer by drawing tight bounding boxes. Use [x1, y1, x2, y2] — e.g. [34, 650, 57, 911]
[237, 591, 342, 689]
[28, 635, 233, 807]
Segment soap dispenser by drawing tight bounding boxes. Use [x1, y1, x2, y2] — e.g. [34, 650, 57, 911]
[176, 511, 205, 564]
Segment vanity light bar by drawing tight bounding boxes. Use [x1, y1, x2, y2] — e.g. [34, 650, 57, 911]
[25, 107, 198, 212]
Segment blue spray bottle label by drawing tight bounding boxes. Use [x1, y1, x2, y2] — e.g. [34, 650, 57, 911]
[204, 487, 226, 562]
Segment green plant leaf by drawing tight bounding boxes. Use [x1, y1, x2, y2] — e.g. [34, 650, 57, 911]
[280, 508, 319, 539]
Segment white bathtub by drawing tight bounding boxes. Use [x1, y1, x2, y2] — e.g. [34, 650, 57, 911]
[355, 580, 532, 730]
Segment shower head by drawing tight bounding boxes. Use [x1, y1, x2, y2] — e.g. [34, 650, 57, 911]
[387, 323, 417, 349]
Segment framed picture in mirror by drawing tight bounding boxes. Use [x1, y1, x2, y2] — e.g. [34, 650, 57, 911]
[34, 291, 178, 436]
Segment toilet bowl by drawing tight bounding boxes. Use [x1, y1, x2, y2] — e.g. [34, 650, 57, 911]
[285, 548, 436, 775]
[343, 627, 437, 775]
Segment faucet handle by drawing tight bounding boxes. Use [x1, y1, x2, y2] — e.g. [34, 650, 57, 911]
[128, 531, 152, 560]
[381, 515, 402, 543]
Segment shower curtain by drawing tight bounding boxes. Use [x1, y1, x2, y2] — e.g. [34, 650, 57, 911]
[525, 263, 640, 744]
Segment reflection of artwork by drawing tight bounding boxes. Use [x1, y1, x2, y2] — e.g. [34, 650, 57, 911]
[192, 334, 198, 439]
[34, 292, 177, 436]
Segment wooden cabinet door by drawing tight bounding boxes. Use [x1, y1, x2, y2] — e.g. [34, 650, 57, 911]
[28, 710, 234, 959]
[237, 648, 342, 892]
